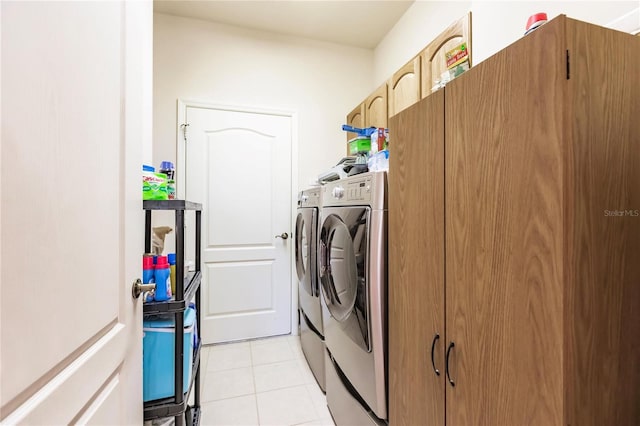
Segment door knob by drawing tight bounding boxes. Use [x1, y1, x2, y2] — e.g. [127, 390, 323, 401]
[275, 232, 289, 240]
[132, 278, 156, 299]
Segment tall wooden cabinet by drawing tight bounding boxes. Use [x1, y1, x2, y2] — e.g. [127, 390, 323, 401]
[389, 16, 640, 426]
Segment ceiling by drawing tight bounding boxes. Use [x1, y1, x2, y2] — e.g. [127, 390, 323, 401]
[153, 0, 415, 49]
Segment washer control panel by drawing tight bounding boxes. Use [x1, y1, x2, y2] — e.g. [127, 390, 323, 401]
[330, 176, 371, 203]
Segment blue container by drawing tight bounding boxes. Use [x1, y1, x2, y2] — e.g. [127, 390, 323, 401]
[143, 307, 196, 402]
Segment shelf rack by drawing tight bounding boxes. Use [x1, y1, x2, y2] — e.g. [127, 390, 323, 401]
[142, 200, 202, 426]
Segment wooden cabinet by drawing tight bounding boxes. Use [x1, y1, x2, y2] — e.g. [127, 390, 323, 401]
[346, 102, 365, 141]
[388, 56, 421, 117]
[389, 89, 445, 426]
[389, 16, 640, 426]
[420, 12, 471, 98]
[364, 83, 388, 129]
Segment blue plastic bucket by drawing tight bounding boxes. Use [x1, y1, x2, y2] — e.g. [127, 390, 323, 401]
[143, 307, 196, 401]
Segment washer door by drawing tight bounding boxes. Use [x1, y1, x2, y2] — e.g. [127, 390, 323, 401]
[319, 207, 370, 352]
[295, 208, 317, 297]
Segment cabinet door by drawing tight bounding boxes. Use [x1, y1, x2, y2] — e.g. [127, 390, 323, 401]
[389, 90, 445, 426]
[388, 56, 421, 117]
[444, 18, 565, 426]
[421, 12, 471, 98]
[563, 18, 640, 426]
[364, 83, 388, 129]
[346, 102, 365, 140]
[346, 102, 365, 142]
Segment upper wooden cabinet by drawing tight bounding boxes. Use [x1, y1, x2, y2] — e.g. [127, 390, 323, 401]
[346, 12, 472, 132]
[364, 83, 388, 129]
[420, 12, 471, 98]
[346, 102, 365, 141]
[388, 56, 421, 118]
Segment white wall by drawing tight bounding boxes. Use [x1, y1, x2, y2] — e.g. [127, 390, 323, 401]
[471, 1, 639, 65]
[153, 13, 374, 190]
[374, 0, 639, 88]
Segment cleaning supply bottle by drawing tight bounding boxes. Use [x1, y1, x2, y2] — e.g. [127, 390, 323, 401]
[143, 254, 155, 302]
[154, 255, 172, 301]
[167, 253, 177, 295]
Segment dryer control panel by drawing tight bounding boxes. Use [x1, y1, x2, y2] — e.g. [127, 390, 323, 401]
[298, 187, 321, 208]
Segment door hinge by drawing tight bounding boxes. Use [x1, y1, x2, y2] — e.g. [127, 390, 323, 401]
[180, 123, 190, 142]
[566, 50, 570, 80]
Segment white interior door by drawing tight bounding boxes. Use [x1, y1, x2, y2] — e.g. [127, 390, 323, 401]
[182, 104, 293, 344]
[1, 2, 149, 424]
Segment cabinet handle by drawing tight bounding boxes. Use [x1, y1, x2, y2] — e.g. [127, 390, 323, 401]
[445, 341, 455, 387]
[430, 333, 440, 376]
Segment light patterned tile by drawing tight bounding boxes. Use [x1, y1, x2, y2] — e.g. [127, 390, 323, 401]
[251, 339, 296, 365]
[210, 340, 250, 352]
[200, 394, 259, 426]
[253, 360, 307, 393]
[256, 385, 317, 426]
[288, 336, 305, 359]
[202, 367, 254, 402]
[295, 420, 335, 426]
[296, 358, 318, 385]
[207, 344, 252, 372]
[305, 384, 328, 420]
[251, 334, 297, 346]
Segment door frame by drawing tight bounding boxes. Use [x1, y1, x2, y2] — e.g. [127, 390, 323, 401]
[176, 99, 300, 336]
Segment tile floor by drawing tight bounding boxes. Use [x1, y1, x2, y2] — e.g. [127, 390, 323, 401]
[198, 334, 335, 426]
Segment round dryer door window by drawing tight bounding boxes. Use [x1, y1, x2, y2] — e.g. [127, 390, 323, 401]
[319, 207, 370, 351]
[320, 215, 357, 321]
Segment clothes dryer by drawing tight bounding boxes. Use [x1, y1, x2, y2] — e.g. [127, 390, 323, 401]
[319, 171, 388, 425]
[295, 187, 325, 391]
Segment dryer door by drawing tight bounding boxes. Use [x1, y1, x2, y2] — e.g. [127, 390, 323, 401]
[319, 206, 370, 352]
[295, 208, 317, 297]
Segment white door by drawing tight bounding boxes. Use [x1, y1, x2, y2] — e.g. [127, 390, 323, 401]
[181, 104, 294, 344]
[1, 2, 149, 424]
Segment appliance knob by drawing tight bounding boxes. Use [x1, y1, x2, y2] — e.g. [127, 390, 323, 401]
[332, 187, 344, 199]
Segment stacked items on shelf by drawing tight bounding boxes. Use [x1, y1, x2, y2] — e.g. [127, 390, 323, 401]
[142, 161, 176, 201]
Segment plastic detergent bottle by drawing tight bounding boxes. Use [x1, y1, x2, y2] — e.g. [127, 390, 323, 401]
[159, 161, 175, 180]
[143, 255, 155, 302]
[154, 255, 172, 301]
[167, 253, 177, 295]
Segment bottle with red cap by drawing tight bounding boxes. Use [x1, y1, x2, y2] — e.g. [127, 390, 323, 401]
[154, 255, 173, 301]
[525, 13, 548, 35]
[142, 255, 155, 302]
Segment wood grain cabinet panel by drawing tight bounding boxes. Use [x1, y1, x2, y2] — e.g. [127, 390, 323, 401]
[364, 83, 388, 129]
[389, 15, 640, 426]
[345, 102, 365, 142]
[420, 12, 471, 98]
[389, 90, 445, 426]
[388, 56, 421, 118]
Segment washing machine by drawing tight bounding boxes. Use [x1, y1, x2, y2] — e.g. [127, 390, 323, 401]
[295, 187, 326, 391]
[319, 171, 388, 426]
